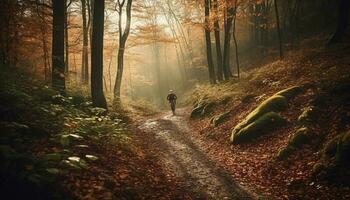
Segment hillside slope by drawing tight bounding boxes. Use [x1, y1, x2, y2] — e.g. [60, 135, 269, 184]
[187, 43, 350, 199]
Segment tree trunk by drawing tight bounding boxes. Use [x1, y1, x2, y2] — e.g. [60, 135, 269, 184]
[81, 0, 89, 84]
[35, 0, 49, 82]
[232, 0, 240, 78]
[204, 0, 216, 84]
[223, 6, 234, 80]
[114, 0, 132, 99]
[213, 0, 224, 82]
[274, 0, 283, 59]
[64, 0, 69, 77]
[52, 0, 66, 91]
[328, 0, 350, 44]
[91, 0, 107, 108]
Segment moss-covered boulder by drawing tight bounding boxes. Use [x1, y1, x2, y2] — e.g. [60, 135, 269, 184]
[231, 112, 286, 144]
[298, 106, 320, 124]
[210, 111, 230, 127]
[275, 86, 302, 101]
[191, 105, 205, 118]
[276, 127, 311, 160]
[313, 131, 350, 177]
[230, 86, 301, 144]
[321, 131, 350, 165]
[232, 95, 287, 135]
[277, 146, 296, 160]
[190, 99, 214, 118]
[289, 127, 311, 148]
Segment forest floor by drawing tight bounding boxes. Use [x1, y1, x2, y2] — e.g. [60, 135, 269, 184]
[135, 108, 258, 200]
[181, 41, 350, 200]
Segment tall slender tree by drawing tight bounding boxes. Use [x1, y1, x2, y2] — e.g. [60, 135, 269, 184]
[213, 0, 224, 82]
[204, 0, 216, 84]
[223, 3, 234, 80]
[114, 0, 133, 98]
[232, 0, 240, 78]
[91, 0, 107, 108]
[274, 0, 283, 59]
[81, 0, 89, 84]
[52, 0, 66, 91]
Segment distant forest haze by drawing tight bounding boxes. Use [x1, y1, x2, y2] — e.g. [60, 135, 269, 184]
[1, 0, 348, 108]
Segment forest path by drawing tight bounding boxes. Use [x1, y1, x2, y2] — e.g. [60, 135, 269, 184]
[138, 108, 256, 200]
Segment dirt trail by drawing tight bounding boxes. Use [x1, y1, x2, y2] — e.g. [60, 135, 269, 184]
[138, 108, 257, 200]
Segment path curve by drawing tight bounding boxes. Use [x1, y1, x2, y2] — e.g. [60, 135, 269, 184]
[139, 108, 257, 200]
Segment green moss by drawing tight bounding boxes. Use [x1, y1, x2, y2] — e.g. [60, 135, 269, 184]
[298, 106, 320, 124]
[190, 99, 214, 118]
[321, 131, 350, 165]
[289, 127, 311, 148]
[312, 162, 326, 174]
[210, 111, 230, 127]
[274, 86, 302, 101]
[232, 95, 287, 135]
[277, 146, 296, 160]
[231, 112, 286, 144]
[322, 134, 342, 158]
[337, 131, 350, 164]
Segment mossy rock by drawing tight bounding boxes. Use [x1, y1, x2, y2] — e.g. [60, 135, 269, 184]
[312, 162, 327, 174]
[231, 112, 286, 144]
[298, 106, 320, 124]
[337, 131, 350, 164]
[201, 102, 214, 116]
[210, 111, 230, 127]
[277, 146, 296, 160]
[232, 95, 287, 135]
[190, 100, 214, 118]
[289, 127, 311, 148]
[191, 104, 204, 118]
[322, 131, 350, 165]
[276, 128, 311, 160]
[274, 86, 302, 101]
[323, 135, 341, 158]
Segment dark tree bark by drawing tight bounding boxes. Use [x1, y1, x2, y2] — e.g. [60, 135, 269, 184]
[64, 0, 69, 76]
[223, 5, 234, 80]
[274, 0, 284, 59]
[213, 0, 223, 81]
[204, 0, 216, 84]
[232, 0, 240, 78]
[91, 0, 107, 108]
[114, 0, 133, 99]
[52, 0, 66, 91]
[35, 0, 50, 82]
[328, 0, 350, 44]
[81, 0, 89, 84]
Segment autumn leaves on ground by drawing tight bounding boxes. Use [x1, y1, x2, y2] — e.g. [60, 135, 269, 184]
[2, 41, 350, 199]
[2, 0, 350, 199]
